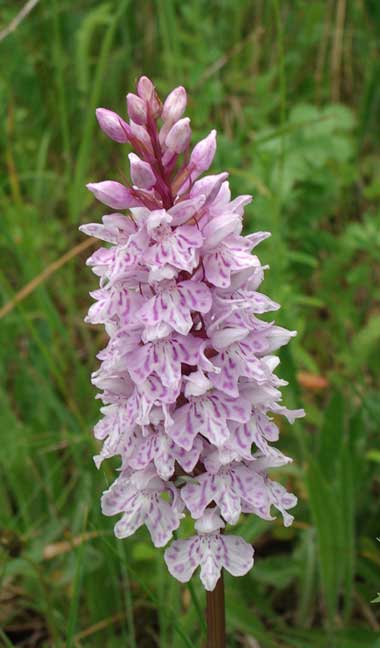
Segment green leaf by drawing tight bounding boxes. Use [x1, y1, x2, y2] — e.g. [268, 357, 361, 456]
[318, 391, 345, 480]
[253, 555, 299, 588]
[337, 444, 356, 621]
[366, 450, 380, 463]
[305, 459, 344, 625]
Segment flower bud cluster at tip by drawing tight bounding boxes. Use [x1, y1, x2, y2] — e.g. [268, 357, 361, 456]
[81, 75, 305, 592]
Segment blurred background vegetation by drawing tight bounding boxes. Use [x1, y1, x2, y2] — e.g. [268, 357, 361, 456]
[1, 0, 380, 646]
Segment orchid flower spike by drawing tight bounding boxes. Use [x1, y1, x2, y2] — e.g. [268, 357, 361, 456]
[81, 76, 304, 591]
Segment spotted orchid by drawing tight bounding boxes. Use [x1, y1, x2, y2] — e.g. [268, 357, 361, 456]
[81, 76, 304, 591]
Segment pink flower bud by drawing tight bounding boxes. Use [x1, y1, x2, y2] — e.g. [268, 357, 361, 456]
[129, 121, 154, 156]
[128, 153, 156, 189]
[168, 195, 206, 226]
[137, 76, 162, 118]
[126, 93, 147, 125]
[96, 108, 130, 143]
[190, 129, 217, 172]
[86, 181, 141, 209]
[162, 86, 187, 122]
[137, 75, 155, 100]
[190, 172, 229, 202]
[165, 117, 191, 154]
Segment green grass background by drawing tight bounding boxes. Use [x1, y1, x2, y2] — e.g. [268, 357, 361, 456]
[1, 0, 380, 646]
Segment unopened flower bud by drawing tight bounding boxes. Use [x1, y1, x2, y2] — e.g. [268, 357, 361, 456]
[129, 121, 154, 156]
[190, 172, 229, 202]
[137, 76, 162, 118]
[96, 108, 130, 143]
[128, 153, 156, 189]
[162, 86, 187, 122]
[127, 93, 147, 125]
[190, 129, 217, 172]
[165, 117, 191, 154]
[168, 195, 206, 226]
[137, 75, 154, 100]
[86, 181, 141, 209]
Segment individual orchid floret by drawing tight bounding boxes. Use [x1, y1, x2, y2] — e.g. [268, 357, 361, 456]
[137, 280, 212, 335]
[181, 462, 273, 524]
[143, 208, 203, 273]
[168, 371, 251, 450]
[129, 425, 203, 481]
[101, 468, 183, 546]
[81, 75, 304, 593]
[126, 333, 215, 388]
[164, 509, 254, 591]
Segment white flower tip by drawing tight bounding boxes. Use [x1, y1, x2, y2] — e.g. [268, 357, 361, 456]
[127, 93, 147, 125]
[165, 117, 191, 153]
[190, 129, 217, 172]
[195, 509, 225, 534]
[162, 85, 187, 122]
[137, 75, 154, 98]
[184, 371, 212, 398]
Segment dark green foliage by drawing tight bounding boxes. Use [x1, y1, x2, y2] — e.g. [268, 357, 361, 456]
[0, 0, 379, 645]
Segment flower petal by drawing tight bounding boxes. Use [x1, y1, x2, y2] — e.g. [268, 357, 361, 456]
[146, 497, 182, 547]
[221, 535, 254, 577]
[164, 537, 200, 582]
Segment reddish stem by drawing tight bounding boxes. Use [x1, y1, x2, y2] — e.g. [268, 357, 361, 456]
[206, 573, 226, 648]
[146, 112, 173, 209]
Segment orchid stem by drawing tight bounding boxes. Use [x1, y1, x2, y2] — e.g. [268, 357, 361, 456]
[206, 573, 226, 648]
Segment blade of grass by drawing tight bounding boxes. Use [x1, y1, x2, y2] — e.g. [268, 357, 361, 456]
[117, 541, 137, 648]
[68, 0, 131, 223]
[95, 529, 195, 648]
[156, 0, 183, 79]
[51, 0, 72, 175]
[306, 458, 343, 628]
[66, 506, 89, 648]
[0, 237, 96, 320]
[296, 528, 317, 627]
[0, 628, 15, 648]
[187, 579, 206, 635]
[339, 442, 355, 623]
[318, 391, 344, 479]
